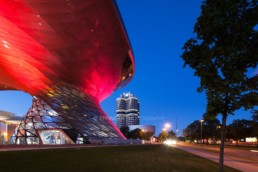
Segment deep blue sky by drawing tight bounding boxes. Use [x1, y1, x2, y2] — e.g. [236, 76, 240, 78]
[0, 0, 256, 136]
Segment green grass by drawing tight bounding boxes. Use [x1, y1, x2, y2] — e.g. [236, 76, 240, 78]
[0, 145, 240, 172]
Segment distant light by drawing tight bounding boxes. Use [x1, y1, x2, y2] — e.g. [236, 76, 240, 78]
[251, 150, 258, 153]
[246, 137, 257, 143]
[164, 123, 171, 129]
[164, 139, 177, 146]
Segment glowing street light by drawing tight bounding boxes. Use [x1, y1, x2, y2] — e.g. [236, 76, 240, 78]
[164, 123, 171, 130]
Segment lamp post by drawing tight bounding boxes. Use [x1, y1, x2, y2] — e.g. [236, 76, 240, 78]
[200, 119, 204, 144]
[162, 123, 171, 142]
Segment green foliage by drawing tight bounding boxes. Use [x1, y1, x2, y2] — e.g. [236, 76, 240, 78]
[183, 118, 221, 142]
[227, 119, 253, 141]
[120, 127, 154, 140]
[158, 130, 167, 142]
[158, 130, 177, 141]
[183, 120, 201, 141]
[250, 110, 258, 138]
[181, 0, 258, 116]
[252, 109, 258, 122]
[120, 126, 130, 138]
[167, 130, 177, 139]
[202, 118, 221, 140]
[128, 128, 143, 139]
[141, 131, 155, 140]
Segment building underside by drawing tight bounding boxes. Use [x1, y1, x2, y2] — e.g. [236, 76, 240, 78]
[0, 0, 135, 144]
[10, 85, 127, 144]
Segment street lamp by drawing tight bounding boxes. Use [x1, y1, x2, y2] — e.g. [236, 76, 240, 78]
[164, 123, 171, 129]
[200, 119, 204, 144]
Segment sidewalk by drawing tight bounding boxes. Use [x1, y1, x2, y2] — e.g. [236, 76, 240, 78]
[177, 144, 258, 172]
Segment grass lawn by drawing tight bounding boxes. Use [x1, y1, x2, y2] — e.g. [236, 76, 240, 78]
[0, 144, 240, 172]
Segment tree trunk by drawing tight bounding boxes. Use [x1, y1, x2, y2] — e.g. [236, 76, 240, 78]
[219, 114, 227, 172]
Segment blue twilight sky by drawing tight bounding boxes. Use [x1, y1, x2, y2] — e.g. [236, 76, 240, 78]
[0, 0, 256, 136]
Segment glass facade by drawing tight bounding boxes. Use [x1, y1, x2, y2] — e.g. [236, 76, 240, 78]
[38, 130, 73, 144]
[9, 97, 76, 144]
[9, 85, 126, 144]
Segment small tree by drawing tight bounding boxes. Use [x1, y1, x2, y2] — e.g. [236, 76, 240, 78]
[167, 130, 177, 139]
[142, 131, 154, 141]
[158, 131, 167, 142]
[120, 126, 130, 139]
[181, 1, 258, 171]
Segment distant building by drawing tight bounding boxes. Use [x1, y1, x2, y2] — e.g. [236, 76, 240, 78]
[116, 92, 140, 128]
[0, 110, 23, 143]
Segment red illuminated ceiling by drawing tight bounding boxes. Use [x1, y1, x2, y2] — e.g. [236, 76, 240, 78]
[0, 0, 134, 102]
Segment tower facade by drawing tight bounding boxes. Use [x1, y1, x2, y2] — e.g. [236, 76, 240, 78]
[116, 93, 140, 128]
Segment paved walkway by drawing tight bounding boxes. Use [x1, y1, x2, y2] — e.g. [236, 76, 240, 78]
[176, 144, 258, 172]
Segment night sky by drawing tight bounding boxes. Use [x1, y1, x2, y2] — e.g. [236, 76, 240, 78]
[0, 0, 256, 136]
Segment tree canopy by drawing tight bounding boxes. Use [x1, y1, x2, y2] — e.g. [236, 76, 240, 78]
[227, 119, 253, 142]
[183, 118, 221, 142]
[182, 0, 258, 117]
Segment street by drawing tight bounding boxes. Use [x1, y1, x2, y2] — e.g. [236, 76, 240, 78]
[176, 142, 258, 172]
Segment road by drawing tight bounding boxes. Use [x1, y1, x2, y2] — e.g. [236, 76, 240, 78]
[176, 142, 258, 172]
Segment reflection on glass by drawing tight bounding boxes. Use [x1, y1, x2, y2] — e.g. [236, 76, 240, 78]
[38, 130, 74, 144]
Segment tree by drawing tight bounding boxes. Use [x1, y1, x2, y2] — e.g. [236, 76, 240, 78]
[251, 110, 258, 121]
[183, 118, 221, 143]
[227, 119, 252, 145]
[141, 131, 155, 141]
[120, 127, 143, 139]
[202, 117, 221, 143]
[128, 128, 143, 139]
[251, 110, 258, 147]
[120, 126, 130, 138]
[158, 130, 167, 142]
[167, 130, 177, 139]
[181, 1, 258, 171]
[183, 120, 201, 141]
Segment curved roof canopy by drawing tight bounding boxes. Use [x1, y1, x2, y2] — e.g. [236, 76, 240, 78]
[0, 0, 134, 101]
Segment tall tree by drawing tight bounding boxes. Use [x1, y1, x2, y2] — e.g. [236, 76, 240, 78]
[181, 0, 258, 171]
